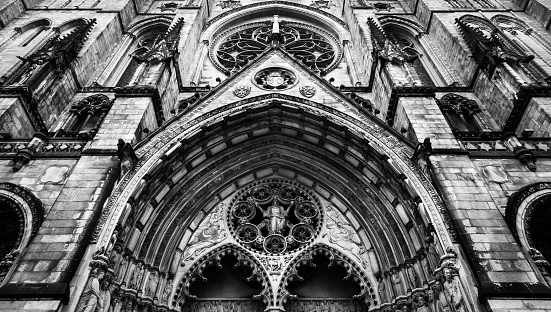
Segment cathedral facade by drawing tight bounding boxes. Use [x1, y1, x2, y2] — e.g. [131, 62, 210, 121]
[0, 0, 551, 311]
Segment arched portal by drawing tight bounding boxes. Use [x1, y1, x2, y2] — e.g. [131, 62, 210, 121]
[82, 58, 470, 311]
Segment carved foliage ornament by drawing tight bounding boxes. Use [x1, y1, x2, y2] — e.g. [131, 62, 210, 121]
[214, 22, 339, 74]
[228, 179, 322, 255]
[217, 0, 242, 9]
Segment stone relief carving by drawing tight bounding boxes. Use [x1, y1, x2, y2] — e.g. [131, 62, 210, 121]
[181, 204, 228, 264]
[480, 165, 510, 184]
[233, 85, 251, 98]
[322, 205, 369, 269]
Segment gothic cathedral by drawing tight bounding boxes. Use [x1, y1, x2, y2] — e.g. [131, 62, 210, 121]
[0, 0, 551, 311]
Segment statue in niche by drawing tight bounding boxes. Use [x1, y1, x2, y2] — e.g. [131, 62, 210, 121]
[98, 278, 112, 312]
[182, 205, 228, 263]
[323, 205, 369, 268]
[145, 271, 158, 298]
[117, 256, 128, 283]
[392, 270, 404, 296]
[377, 275, 388, 303]
[130, 263, 144, 290]
[258, 197, 292, 234]
[407, 264, 419, 289]
[433, 281, 451, 312]
[161, 278, 173, 304]
[443, 268, 464, 312]
[76, 267, 106, 312]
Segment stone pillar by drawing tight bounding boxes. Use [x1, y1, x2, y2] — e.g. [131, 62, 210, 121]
[191, 40, 210, 85]
[343, 40, 360, 85]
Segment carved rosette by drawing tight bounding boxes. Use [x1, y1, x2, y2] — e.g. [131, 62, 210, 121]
[234, 85, 251, 98]
[228, 179, 322, 255]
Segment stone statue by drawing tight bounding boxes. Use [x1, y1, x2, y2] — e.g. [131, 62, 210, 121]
[76, 267, 106, 312]
[117, 256, 128, 283]
[443, 268, 464, 312]
[407, 264, 419, 289]
[377, 275, 388, 303]
[161, 278, 173, 304]
[130, 263, 144, 290]
[416, 296, 431, 312]
[259, 197, 292, 234]
[182, 205, 228, 263]
[98, 278, 112, 312]
[433, 281, 450, 312]
[145, 271, 158, 298]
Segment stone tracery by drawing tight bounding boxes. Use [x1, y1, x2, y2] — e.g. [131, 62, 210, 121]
[212, 21, 341, 75]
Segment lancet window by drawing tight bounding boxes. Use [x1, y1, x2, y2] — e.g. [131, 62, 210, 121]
[438, 94, 482, 133]
[0, 19, 96, 87]
[115, 18, 183, 87]
[211, 17, 342, 75]
[60, 94, 114, 137]
[367, 18, 435, 86]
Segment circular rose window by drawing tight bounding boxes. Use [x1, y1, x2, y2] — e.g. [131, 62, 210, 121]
[228, 179, 323, 255]
[253, 67, 297, 90]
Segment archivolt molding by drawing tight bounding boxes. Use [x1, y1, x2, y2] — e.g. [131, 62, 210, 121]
[92, 92, 455, 264]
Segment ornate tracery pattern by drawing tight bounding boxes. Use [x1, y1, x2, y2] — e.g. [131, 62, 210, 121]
[228, 179, 323, 255]
[213, 22, 341, 74]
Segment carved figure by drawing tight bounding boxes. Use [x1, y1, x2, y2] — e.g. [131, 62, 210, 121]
[130, 263, 144, 290]
[416, 296, 431, 312]
[76, 268, 106, 312]
[259, 197, 292, 234]
[145, 271, 159, 298]
[161, 278, 173, 304]
[182, 205, 228, 262]
[433, 281, 450, 312]
[98, 279, 112, 312]
[323, 205, 368, 268]
[407, 264, 419, 288]
[377, 275, 388, 303]
[443, 268, 464, 312]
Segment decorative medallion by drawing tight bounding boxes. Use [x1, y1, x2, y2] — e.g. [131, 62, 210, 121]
[253, 67, 297, 90]
[299, 85, 316, 98]
[234, 85, 251, 98]
[227, 179, 323, 255]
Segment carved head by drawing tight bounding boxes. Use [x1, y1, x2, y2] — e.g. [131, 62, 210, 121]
[443, 267, 453, 281]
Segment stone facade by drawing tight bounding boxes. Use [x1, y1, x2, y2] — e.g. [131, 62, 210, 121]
[0, 0, 550, 312]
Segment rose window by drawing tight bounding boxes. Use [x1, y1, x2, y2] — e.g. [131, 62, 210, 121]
[212, 22, 341, 75]
[228, 179, 323, 255]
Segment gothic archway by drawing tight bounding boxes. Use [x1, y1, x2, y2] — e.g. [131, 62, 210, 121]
[0, 183, 44, 284]
[506, 182, 551, 286]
